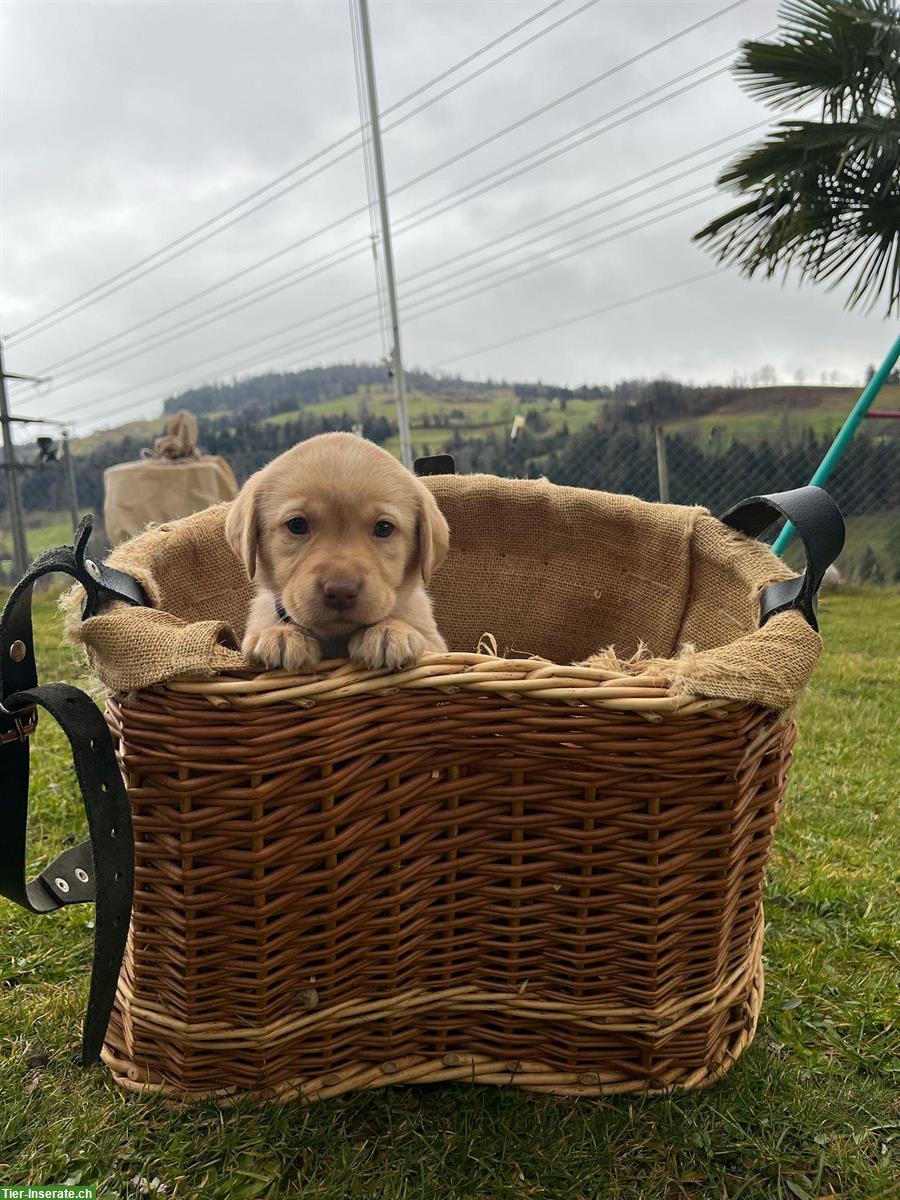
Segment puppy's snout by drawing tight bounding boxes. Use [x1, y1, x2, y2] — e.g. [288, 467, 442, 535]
[320, 577, 360, 610]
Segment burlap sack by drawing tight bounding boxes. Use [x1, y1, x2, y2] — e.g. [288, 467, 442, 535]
[69, 474, 821, 711]
[103, 410, 238, 546]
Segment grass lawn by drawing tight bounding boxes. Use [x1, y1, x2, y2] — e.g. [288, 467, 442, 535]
[0, 511, 77, 564]
[0, 588, 897, 1199]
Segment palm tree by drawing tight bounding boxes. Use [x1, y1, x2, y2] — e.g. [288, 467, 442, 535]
[694, 0, 899, 316]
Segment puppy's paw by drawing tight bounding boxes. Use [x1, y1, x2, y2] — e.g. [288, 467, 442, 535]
[349, 621, 427, 671]
[244, 624, 321, 674]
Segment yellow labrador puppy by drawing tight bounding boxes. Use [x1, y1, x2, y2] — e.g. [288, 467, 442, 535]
[225, 432, 449, 673]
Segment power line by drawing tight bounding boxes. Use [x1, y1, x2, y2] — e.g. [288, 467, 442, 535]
[7, 8, 613, 369]
[17, 243, 370, 395]
[5, 0, 588, 345]
[25, 120, 749, 406]
[24, 138, 743, 403]
[275, 190, 725, 370]
[17, 44, 761, 395]
[8, 144, 370, 347]
[54, 269, 723, 436]
[13, 241, 372, 385]
[392, 51, 740, 236]
[49, 186, 719, 427]
[391, 3, 750, 218]
[433, 272, 723, 367]
[371, 0, 571, 112]
[399, 193, 720, 330]
[8, 0, 750, 354]
[400, 122, 767, 285]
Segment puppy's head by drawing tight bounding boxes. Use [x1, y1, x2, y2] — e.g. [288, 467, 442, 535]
[225, 432, 449, 635]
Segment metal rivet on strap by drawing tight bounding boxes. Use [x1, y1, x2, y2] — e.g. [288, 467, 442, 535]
[55, 877, 70, 893]
[9, 640, 26, 663]
[74, 867, 90, 883]
[85, 558, 102, 581]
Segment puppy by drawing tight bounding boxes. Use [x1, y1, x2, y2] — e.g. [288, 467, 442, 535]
[225, 432, 449, 673]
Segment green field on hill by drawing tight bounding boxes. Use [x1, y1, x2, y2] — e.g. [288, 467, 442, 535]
[71, 381, 899, 462]
[667, 385, 900, 447]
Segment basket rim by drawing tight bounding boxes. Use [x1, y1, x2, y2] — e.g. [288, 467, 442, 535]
[155, 649, 750, 717]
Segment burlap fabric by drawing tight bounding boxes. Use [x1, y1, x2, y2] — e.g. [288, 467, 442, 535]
[69, 474, 821, 711]
[152, 410, 200, 460]
[103, 410, 238, 546]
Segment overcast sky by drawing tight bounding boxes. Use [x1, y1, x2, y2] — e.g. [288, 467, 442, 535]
[1, 0, 895, 436]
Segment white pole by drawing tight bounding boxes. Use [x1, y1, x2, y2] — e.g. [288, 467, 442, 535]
[654, 424, 670, 503]
[357, 0, 413, 469]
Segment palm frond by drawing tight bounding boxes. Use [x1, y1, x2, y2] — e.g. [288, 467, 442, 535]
[695, 0, 900, 316]
[694, 114, 900, 315]
[734, 0, 899, 117]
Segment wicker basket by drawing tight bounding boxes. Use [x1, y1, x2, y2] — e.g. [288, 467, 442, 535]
[54, 474, 837, 1103]
[102, 661, 790, 1102]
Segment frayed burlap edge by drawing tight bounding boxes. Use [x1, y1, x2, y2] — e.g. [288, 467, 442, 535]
[59, 482, 822, 712]
[581, 607, 821, 712]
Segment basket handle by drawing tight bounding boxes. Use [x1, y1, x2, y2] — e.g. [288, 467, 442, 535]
[414, 453, 456, 476]
[0, 514, 144, 1065]
[720, 486, 845, 632]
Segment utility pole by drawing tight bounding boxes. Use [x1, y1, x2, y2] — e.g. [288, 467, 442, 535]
[654, 424, 670, 504]
[62, 433, 81, 533]
[357, 0, 413, 469]
[0, 340, 31, 577]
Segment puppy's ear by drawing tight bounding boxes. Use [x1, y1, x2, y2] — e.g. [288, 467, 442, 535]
[225, 476, 261, 580]
[416, 482, 450, 584]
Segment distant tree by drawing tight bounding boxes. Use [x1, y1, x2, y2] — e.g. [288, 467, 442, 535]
[524, 407, 550, 433]
[858, 544, 885, 583]
[694, 0, 900, 316]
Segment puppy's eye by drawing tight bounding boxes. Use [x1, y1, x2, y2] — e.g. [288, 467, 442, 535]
[373, 520, 395, 539]
[286, 516, 309, 535]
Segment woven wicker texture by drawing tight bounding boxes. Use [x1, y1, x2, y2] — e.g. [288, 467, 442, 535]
[102, 654, 794, 1102]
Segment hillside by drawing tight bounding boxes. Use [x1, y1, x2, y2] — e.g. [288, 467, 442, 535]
[72, 362, 899, 460]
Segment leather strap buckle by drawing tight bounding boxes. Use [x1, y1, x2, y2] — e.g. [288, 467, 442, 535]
[0, 706, 37, 743]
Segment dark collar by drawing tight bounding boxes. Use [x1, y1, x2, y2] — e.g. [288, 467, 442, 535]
[274, 598, 324, 644]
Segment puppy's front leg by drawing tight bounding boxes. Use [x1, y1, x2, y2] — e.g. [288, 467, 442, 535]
[245, 624, 321, 673]
[349, 618, 428, 671]
[242, 591, 321, 674]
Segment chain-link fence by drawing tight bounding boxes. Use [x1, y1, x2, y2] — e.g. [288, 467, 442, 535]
[0, 436, 81, 587]
[1, 384, 896, 589]
[444, 403, 898, 585]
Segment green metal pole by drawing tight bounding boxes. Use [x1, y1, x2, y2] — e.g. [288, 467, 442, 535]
[773, 331, 900, 556]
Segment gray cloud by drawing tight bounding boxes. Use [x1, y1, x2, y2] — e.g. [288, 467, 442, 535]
[1, 0, 893, 434]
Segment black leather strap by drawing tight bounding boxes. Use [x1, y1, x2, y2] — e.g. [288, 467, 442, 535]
[721, 486, 845, 632]
[0, 684, 134, 1064]
[0, 514, 141, 1064]
[414, 453, 456, 476]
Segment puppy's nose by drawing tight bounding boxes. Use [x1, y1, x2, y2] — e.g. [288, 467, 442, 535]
[321, 578, 360, 610]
